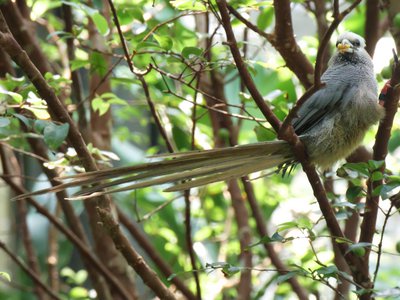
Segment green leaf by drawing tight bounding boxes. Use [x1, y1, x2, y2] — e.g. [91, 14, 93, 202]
[136, 41, 162, 51]
[69, 286, 88, 298]
[74, 270, 88, 285]
[346, 186, 363, 201]
[91, 12, 109, 35]
[70, 59, 89, 71]
[92, 97, 110, 116]
[315, 265, 338, 278]
[345, 242, 372, 255]
[380, 182, 400, 200]
[90, 52, 108, 76]
[0, 272, 11, 282]
[43, 123, 69, 149]
[257, 7, 274, 31]
[368, 160, 385, 170]
[247, 232, 285, 248]
[0, 89, 23, 103]
[276, 271, 299, 284]
[60, 267, 75, 278]
[167, 273, 177, 281]
[254, 125, 276, 141]
[0, 117, 10, 127]
[371, 171, 383, 182]
[372, 184, 383, 197]
[222, 265, 241, 277]
[34, 120, 50, 133]
[394, 13, 400, 28]
[206, 262, 230, 269]
[182, 46, 203, 59]
[342, 162, 370, 177]
[170, 0, 207, 11]
[13, 113, 31, 128]
[277, 221, 298, 232]
[118, 7, 144, 24]
[353, 288, 374, 296]
[153, 34, 173, 51]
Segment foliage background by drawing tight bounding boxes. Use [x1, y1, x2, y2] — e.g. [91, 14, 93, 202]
[0, 0, 399, 299]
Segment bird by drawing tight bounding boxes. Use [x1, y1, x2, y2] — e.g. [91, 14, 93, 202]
[16, 32, 385, 200]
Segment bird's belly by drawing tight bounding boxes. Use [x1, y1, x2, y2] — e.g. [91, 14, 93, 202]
[302, 104, 383, 169]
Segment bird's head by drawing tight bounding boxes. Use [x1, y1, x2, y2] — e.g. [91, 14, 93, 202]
[336, 32, 366, 54]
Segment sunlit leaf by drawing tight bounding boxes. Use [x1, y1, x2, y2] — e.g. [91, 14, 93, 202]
[0, 272, 11, 282]
[153, 34, 173, 51]
[92, 97, 110, 116]
[70, 59, 89, 71]
[182, 46, 203, 59]
[257, 7, 274, 31]
[91, 12, 109, 36]
[170, 0, 207, 11]
[0, 89, 23, 103]
[70, 286, 88, 298]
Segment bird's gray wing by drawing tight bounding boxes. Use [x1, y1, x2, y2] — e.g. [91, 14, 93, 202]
[292, 81, 357, 135]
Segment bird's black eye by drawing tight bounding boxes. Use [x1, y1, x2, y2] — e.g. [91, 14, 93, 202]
[352, 39, 361, 47]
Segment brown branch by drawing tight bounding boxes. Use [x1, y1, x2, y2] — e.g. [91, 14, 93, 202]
[87, 8, 138, 297]
[215, 0, 281, 132]
[139, 76, 176, 152]
[358, 52, 400, 297]
[0, 10, 107, 186]
[271, 0, 368, 292]
[365, 0, 381, 56]
[0, 2, 51, 73]
[1, 177, 133, 299]
[97, 207, 177, 300]
[227, 4, 312, 87]
[47, 205, 60, 293]
[0, 145, 48, 300]
[153, 63, 267, 123]
[217, 0, 362, 297]
[62, 3, 88, 132]
[0, 12, 136, 298]
[117, 207, 197, 300]
[194, 11, 253, 296]
[23, 133, 114, 299]
[241, 178, 309, 299]
[272, 0, 314, 88]
[183, 190, 202, 299]
[0, 240, 61, 300]
[226, 180, 253, 299]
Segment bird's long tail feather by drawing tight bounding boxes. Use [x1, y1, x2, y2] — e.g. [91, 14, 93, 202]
[14, 141, 293, 200]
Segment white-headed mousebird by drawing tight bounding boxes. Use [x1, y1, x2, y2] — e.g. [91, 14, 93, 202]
[16, 32, 385, 200]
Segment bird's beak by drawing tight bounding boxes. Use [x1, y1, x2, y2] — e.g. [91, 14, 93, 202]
[337, 39, 354, 53]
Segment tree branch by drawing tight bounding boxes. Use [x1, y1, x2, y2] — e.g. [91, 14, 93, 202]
[215, 0, 281, 132]
[358, 51, 400, 296]
[272, 0, 314, 88]
[97, 207, 177, 300]
[0, 241, 61, 300]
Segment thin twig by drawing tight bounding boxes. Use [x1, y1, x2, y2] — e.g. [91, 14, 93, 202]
[0, 240, 62, 300]
[117, 207, 197, 299]
[215, 0, 281, 132]
[97, 207, 177, 300]
[373, 203, 395, 283]
[1, 177, 132, 299]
